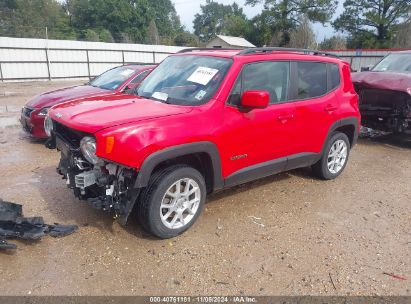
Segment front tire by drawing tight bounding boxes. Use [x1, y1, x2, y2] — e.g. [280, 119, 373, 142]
[312, 132, 350, 180]
[137, 165, 206, 239]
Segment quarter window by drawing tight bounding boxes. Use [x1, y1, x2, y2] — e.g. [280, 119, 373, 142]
[228, 73, 242, 106]
[329, 64, 340, 90]
[296, 62, 327, 99]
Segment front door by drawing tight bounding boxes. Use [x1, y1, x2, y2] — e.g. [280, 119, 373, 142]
[219, 60, 297, 182]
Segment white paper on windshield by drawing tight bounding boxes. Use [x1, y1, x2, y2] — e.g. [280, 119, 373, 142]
[187, 67, 219, 86]
[120, 69, 135, 77]
[152, 91, 169, 101]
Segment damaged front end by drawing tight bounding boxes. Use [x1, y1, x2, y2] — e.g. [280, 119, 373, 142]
[355, 85, 411, 133]
[47, 121, 139, 225]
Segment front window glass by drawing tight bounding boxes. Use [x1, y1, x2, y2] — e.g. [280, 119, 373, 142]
[137, 55, 232, 105]
[90, 66, 136, 90]
[372, 53, 411, 73]
[242, 61, 290, 104]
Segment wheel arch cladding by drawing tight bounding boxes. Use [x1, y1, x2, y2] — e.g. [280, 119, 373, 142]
[134, 141, 224, 192]
[324, 117, 359, 152]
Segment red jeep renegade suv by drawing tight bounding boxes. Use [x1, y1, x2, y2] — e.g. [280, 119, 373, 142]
[46, 48, 360, 238]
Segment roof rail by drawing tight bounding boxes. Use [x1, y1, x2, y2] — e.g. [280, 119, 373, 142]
[238, 47, 340, 58]
[177, 47, 241, 53]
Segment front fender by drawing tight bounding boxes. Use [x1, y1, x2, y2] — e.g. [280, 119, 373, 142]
[134, 141, 223, 190]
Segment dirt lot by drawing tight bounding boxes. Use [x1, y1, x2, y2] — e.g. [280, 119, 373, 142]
[0, 81, 410, 296]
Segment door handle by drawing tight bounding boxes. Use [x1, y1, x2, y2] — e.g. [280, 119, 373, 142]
[324, 105, 338, 113]
[277, 114, 294, 123]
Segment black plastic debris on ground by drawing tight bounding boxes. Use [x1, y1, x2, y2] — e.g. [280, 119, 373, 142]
[0, 199, 78, 250]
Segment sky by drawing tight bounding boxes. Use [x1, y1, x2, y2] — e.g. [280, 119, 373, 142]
[171, 0, 345, 42]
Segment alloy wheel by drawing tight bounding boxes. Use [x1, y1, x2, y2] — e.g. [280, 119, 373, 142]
[160, 178, 201, 229]
[327, 139, 348, 174]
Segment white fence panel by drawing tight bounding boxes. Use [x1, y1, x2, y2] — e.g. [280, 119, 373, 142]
[0, 37, 186, 81]
[124, 51, 155, 63]
[88, 50, 123, 63]
[2, 62, 49, 79]
[3, 37, 408, 81]
[90, 63, 121, 76]
[50, 63, 89, 78]
[155, 52, 171, 63]
[48, 50, 87, 62]
[0, 48, 46, 62]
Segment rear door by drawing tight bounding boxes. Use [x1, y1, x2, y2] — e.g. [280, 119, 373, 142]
[290, 61, 341, 155]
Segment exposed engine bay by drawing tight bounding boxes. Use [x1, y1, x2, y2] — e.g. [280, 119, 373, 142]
[351, 52, 411, 134]
[355, 85, 411, 133]
[48, 121, 139, 225]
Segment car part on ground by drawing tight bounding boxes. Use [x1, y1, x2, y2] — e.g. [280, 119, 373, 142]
[352, 51, 411, 133]
[0, 200, 78, 250]
[0, 238, 17, 250]
[46, 47, 360, 238]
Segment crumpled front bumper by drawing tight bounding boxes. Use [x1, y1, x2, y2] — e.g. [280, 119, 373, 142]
[54, 135, 139, 225]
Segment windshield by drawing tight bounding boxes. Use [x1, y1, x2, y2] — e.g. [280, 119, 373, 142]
[89, 66, 136, 90]
[136, 55, 232, 105]
[372, 53, 411, 73]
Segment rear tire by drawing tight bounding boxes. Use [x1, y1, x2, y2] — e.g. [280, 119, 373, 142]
[137, 165, 206, 239]
[312, 132, 350, 180]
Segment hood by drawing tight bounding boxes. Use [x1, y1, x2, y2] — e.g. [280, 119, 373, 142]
[49, 94, 193, 134]
[26, 85, 113, 109]
[351, 71, 411, 94]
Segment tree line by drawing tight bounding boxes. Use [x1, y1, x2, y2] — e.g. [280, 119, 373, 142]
[0, 0, 410, 49]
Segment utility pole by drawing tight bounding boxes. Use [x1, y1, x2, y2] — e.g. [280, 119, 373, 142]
[45, 26, 51, 80]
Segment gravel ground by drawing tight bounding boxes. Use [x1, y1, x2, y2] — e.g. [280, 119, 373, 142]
[0, 81, 410, 296]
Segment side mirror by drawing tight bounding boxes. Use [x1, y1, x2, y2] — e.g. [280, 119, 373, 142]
[241, 90, 270, 109]
[360, 66, 370, 72]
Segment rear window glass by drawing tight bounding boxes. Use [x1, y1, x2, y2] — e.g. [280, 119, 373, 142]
[297, 62, 327, 99]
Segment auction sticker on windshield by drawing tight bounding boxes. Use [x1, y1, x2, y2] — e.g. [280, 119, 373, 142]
[187, 67, 219, 86]
[152, 91, 169, 101]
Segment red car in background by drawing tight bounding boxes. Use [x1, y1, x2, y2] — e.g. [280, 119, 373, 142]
[21, 64, 155, 138]
[351, 50, 411, 133]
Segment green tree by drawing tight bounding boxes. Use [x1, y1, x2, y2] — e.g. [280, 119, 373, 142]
[333, 0, 411, 48]
[174, 32, 199, 47]
[69, 0, 153, 43]
[147, 19, 160, 45]
[147, 0, 183, 38]
[193, 0, 247, 42]
[0, 0, 75, 39]
[246, 12, 276, 46]
[288, 15, 316, 48]
[82, 28, 99, 41]
[318, 35, 347, 50]
[392, 20, 411, 48]
[222, 14, 253, 38]
[99, 29, 114, 42]
[246, 0, 337, 46]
